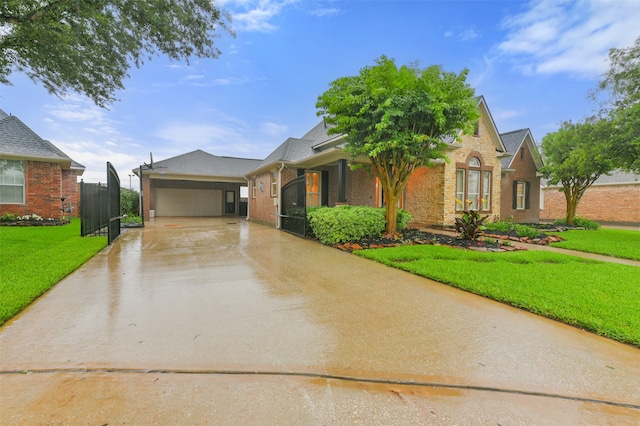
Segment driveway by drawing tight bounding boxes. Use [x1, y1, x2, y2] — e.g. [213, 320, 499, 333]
[1, 217, 639, 424]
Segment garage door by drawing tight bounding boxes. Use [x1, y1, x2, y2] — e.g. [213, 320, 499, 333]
[154, 188, 223, 217]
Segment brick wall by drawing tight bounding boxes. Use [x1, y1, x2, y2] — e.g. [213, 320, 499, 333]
[540, 184, 640, 224]
[1, 160, 65, 219]
[249, 169, 280, 225]
[405, 165, 445, 225]
[501, 141, 541, 223]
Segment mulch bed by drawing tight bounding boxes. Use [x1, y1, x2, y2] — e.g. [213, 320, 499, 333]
[0, 219, 70, 226]
[331, 225, 572, 253]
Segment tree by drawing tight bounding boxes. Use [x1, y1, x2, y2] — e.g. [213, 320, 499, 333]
[597, 36, 640, 173]
[0, 0, 232, 107]
[541, 118, 615, 225]
[316, 56, 479, 234]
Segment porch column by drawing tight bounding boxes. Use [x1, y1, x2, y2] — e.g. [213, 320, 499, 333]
[338, 159, 347, 203]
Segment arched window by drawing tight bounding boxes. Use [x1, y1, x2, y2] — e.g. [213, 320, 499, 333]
[456, 154, 491, 212]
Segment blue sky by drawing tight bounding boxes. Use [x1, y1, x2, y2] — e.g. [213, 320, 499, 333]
[1, 0, 639, 186]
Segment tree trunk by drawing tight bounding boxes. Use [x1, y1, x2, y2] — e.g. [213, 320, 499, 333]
[563, 185, 580, 225]
[385, 193, 398, 235]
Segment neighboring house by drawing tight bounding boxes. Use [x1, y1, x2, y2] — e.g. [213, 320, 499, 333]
[0, 108, 85, 219]
[499, 129, 544, 223]
[135, 150, 262, 218]
[540, 170, 640, 225]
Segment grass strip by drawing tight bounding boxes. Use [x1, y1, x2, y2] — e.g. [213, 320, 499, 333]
[356, 245, 640, 347]
[0, 220, 107, 326]
[549, 228, 640, 261]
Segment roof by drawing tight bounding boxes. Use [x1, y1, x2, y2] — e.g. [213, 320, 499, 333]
[139, 149, 262, 178]
[542, 170, 640, 187]
[500, 128, 543, 170]
[0, 108, 85, 171]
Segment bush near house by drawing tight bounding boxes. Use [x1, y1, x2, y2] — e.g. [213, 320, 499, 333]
[308, 206, 412, 245]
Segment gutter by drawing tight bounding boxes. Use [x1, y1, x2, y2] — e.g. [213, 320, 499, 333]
[243, 175, 250, 221]
[276, 162, 285, 229]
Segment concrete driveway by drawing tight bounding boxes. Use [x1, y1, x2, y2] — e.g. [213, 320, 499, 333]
[1, 217, 639, 424]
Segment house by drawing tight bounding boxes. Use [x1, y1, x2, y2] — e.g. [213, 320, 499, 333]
[0, 109, 85, 219]
[499, 129, 544, 223]
[135, 150, 262, 218]
[247, 96, 509, 228]
[540, 170, 640, 225]
[136, 97, 542, 229]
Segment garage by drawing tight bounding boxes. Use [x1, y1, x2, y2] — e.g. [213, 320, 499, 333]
[154, 188, 222, 217]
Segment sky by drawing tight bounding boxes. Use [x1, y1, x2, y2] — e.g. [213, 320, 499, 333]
[1, 0, 639, 188]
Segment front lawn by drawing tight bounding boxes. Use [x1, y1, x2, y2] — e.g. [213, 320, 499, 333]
[356, 245, 640, 347]
[0, 220, 107, 326]
[549, 228, 640, 261]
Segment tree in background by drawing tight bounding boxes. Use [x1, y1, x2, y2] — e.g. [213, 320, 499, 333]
[120, 187, 140, 217]
[597, 35, 640, 173]
[541, 119, 615, 225]
[0, 0, 232, 107]
[316, 56, 479, 234]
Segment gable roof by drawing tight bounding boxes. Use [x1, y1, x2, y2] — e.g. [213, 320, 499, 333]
[0, 108, 85, 171]
[138, 149, 262, 181]
[500, 128, 543, 170]
[476, 96, 507, 153]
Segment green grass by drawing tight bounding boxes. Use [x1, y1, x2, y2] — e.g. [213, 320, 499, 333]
[549, 228, 640, 261]
[356, 245, 640, 347]
[0, 219, 107, 326]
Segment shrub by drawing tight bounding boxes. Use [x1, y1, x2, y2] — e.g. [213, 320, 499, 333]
[455, 210, 488, 242]
[0, 213, 18, 222]
[513, 224, 540, 239]
[308, 206, 412, 245]
[574, 217, 601, 230]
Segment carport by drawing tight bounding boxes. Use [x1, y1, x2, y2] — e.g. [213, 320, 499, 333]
[135, 150, 261, 219]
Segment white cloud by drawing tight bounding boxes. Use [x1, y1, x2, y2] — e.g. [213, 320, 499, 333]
[310, 8, 340, 17]
[498, 0, 640, 78]
[227, 0, 299, 33]
[459, 29, 478, 41]
[260, 121, 287, 136]
[443, 30, 453, 38]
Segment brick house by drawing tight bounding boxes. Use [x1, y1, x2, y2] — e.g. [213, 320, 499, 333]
[499, 129, 543, 223]
[136, 97, 543, 228]
[0, 109, 85, 219]
[247, 96, 515, 228]
[540, 170, 640, 225]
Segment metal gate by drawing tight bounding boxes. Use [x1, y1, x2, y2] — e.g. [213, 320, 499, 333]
[80, 162, 121, 244]
[280, 175, 306, 237]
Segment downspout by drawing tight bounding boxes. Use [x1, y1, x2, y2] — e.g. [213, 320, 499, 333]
[276, 162, 285, 229]
[243, 176, 250, 220]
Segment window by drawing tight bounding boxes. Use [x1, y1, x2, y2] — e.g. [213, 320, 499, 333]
[468, 170, 480, 210]
[473, 121, 480, 137]
[520, 147, 525, 160]
[456, 155, 491, 212]
[482, 171, 491, 210]
[306, 170, 321, 207]
[455, 169, 465, 211]
[0, 159, 25, 204]
[252, 179, 256, 198]
[270, 171, 277, 197]
[515, 181, 526, 210]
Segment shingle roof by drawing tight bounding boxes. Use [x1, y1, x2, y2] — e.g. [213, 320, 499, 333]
[500, 129, 529, 168]
[542, 170, 640, 186]
[0, 109, 84, 170]
[144, 149, 262, 177]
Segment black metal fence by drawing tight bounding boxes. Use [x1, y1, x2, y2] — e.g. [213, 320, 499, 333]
[80, 162, 121, 244]
[280, 175, 306, 237]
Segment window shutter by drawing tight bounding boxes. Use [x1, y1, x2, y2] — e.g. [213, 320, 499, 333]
[525, 182, 531, 209]
[512, 181, 518, 209]
[322, 171, 329, 206]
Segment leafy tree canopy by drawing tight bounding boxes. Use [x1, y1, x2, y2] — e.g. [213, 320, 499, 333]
[316, 55, 479, 233]
[0, 0, 232, 107]
[596, 35, 640, 173]
[541, 118, 615, 224]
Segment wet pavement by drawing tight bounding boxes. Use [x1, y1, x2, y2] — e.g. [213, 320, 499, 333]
[1, 217, 639, 424]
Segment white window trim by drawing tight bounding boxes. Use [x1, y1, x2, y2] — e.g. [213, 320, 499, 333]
[0, 159, 25, 204]
[516, 181, 526, 210]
